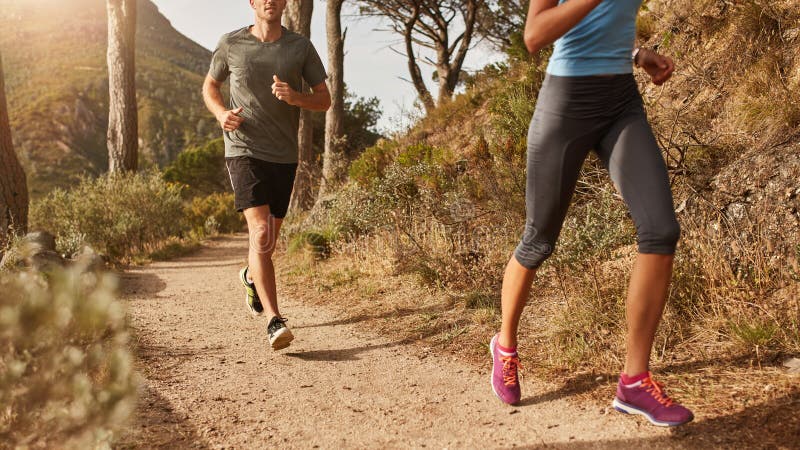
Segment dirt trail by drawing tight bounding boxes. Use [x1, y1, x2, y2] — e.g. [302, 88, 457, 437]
[120, 235, 690, 449]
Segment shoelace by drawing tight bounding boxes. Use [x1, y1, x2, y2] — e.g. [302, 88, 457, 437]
[641, 375, 674, 407]
[268, 317, 288, 333]
[500, 355, 521, 386]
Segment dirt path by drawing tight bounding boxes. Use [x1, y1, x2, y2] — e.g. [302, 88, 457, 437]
[119, 235, 703, 448]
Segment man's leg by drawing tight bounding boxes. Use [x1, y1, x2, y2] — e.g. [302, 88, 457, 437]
[243, 204, 283, 320]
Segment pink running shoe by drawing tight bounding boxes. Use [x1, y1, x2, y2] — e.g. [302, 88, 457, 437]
[490, 334, 521, 405]
[613, 372, 694, 427]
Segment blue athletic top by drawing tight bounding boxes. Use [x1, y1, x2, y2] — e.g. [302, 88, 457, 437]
[546, 0, 642, 77]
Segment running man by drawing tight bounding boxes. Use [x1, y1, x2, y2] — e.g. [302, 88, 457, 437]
[489, 0, 694, 427]
[202, 0, 330, 350]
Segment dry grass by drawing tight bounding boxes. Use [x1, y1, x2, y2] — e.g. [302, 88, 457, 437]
[282, 0, 800, 438]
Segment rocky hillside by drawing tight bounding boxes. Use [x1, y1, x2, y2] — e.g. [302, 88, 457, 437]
[405, 0, 800, 259]
[0, 0, 219, 196]
[302, 0, 798, 373]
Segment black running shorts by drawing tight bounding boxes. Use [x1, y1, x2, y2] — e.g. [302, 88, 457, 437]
[225, 156, 298, 218]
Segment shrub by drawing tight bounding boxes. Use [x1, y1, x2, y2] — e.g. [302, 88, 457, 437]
[0, 266, 138, 447]
[162, 138, 230, 196]
[30, 172, 185, 260]
[488, 61, 546, 143]
[550, 185, 636, 268]
[348, 139, 399, 186]
[288, 230, 333, 259]
[183, 192, 245, 235]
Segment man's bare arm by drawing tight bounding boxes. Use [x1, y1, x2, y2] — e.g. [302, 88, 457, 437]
[203, 75, 244, 132]
[271, 77, 331, 112]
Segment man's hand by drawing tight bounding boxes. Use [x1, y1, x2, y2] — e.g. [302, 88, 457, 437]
[272, 75, 298, 105]
[637, 49, 675, 85]
[216, 106, 245, 132]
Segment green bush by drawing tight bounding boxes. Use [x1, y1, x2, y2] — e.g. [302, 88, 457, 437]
[348, 139, 399, 186]
[551, 186, 636, 268]
[488, 61, 546, 143]
[0, 266, 138, 447]
[183, 192, 245, 235]
[162, 138, 230, 196]
[30, 172, 185, 260]
[288, 230, 333, 259]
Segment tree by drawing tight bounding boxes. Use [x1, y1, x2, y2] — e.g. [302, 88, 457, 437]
[319, 0, 347, 198]
[106, 0, 138, 173]
[284, 0, 316, 212]
[360, 0, 481, 112]
[477, 0, 526, 51]
[0, 51, 29, 247]
[310, 88, 382, 160]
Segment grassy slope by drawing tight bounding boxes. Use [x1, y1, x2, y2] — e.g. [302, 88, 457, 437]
[0, 0, 218, 197]
[283, 0, 800, 438]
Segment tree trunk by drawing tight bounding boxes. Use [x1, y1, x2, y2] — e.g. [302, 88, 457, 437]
[319, 0, 347, 198]
[284, 0, 316, 213]
[436, 0, 478, 105]
[360, 0, 479, 111]
[404, 2, 436, 113]
[0, 51, 29, 248]
[106, 0, 138, 173]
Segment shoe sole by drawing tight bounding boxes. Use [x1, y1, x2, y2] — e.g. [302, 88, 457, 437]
[239, 268, 263, 317]
[612, 397, 693, 427]
[489, 336, 519, 406]
[270, 327, 294, 351]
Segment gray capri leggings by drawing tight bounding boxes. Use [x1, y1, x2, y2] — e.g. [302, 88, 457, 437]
[514, 73, 680, 269]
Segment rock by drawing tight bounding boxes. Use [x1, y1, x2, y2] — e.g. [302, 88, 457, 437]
[29, 250, 66, 273]
[72, 245, 106, 272]
[784, 357, 800, 374]
[21, 231, 57, 252]
[1, 232, 66, 272]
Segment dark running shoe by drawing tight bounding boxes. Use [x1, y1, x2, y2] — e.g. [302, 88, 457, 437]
[239, 267, 264, 316]
[267, 316, 294, 351]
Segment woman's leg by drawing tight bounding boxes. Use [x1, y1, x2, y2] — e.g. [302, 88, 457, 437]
[597, 102, 681, 376]
[492, 91, 602, 404]
[499, 257, 537, 349]
[624, 253, 673, 375]
[502, 119, 597, 345]
[598, 96, 693, 426]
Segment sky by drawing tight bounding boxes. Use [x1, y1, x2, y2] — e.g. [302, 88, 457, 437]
[149, 0, 504, 132]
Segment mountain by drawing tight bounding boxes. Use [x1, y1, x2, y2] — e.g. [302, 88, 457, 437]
[0, 0, 220, 196]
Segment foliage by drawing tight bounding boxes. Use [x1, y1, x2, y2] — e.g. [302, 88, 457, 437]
[288, 230, 334, 260]
[163, 138, 230, 197]
[183, 192, 245, 235]
[477, 0, 527, 50]
[0, 0, 218, 197]
[310, 88, 383, 159]
[0, 265, 138, 448]
[348, 140, 400, 186]
[30, 172, 185, 260]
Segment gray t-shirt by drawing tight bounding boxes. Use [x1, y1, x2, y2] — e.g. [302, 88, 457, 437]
[209, 26, 327, 164]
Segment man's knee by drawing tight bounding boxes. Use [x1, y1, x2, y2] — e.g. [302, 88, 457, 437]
[249, 220, 276, 255]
